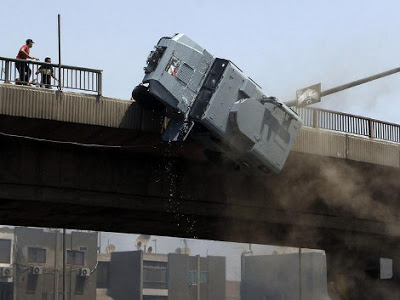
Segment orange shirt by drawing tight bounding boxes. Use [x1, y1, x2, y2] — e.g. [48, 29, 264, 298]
[16, 45, 30, 60]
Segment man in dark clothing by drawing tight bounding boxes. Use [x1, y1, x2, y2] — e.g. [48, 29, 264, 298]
[36, 57, 58, 88]
[16, 39, 39, 84]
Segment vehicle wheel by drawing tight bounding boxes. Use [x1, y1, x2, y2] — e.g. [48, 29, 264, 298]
[132, 84, 164, 111]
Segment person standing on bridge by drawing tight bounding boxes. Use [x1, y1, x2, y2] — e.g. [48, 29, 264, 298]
[16, 39, 39, 84]
[36, 57, 58, 88]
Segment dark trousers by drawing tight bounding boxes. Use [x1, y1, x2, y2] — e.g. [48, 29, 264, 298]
[16, 61, 31, 83]
[41, 75, 51, 88]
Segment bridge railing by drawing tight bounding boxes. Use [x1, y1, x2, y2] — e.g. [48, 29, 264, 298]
[293, 107, 400, 143]
[0, 57, 102, 95]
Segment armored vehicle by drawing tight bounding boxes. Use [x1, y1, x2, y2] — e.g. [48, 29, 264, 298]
[132, 34, 302, 173]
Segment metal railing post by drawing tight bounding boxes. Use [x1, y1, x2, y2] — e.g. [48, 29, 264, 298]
[4, 60, 10, 83]
[368, 119, 374, 138]
[98, 72, 103, 96]
[312, 109, 318, 128]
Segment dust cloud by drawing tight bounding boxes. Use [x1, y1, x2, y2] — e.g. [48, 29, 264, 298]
[217, 153, 400, 298]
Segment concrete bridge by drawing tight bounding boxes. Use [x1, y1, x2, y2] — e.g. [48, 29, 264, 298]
[1, 83, 400, 298]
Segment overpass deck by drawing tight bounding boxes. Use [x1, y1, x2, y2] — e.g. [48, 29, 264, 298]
[0, 83, 399, 168]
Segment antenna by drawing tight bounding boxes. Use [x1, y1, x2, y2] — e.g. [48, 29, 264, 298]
[182, 239, 191, 255]
[241, 244, 253, 256]
[105, 244, 116, 254]
[97, 232, 102, 254]
[175, 239, 191, 255]
[135, 235, 151, 251]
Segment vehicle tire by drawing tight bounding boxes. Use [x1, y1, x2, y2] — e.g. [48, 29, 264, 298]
[132, 84, 164, 111]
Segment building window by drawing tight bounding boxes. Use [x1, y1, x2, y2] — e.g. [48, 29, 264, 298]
[380, 258, 393, 280]
[27, 275, 38, 292]
[188, 271, 208, 284]
[75, 277, 85, 295]
[58, 294, 70, 300]
[42, 293, 55, 300]
[143, 261, 167, 289]
[66, 250, 84, 265]
[0, 239, 11, 263]
[189, 271, 197, 284]
[200, 271, 208, 284]
[28, 248, 46, 263]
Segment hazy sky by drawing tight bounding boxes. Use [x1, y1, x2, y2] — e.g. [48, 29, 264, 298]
[0, 0, 396, 280]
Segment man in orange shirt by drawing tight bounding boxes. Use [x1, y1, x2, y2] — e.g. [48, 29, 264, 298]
[16, 39, 38, 84]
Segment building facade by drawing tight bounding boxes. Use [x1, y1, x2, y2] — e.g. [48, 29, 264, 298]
[225, 281, 240, 300]
[0, 228, 14, 300]
[0, 227, 98, 300]
[107, 251, 226, 300]
[241, 252, 329, 300]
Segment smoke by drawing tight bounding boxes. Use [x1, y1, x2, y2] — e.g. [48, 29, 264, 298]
[272, 154, 400, 224]
[217, 152, 400, 298]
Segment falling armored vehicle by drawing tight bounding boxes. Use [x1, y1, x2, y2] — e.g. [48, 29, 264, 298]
[132, 34, 302, 174]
